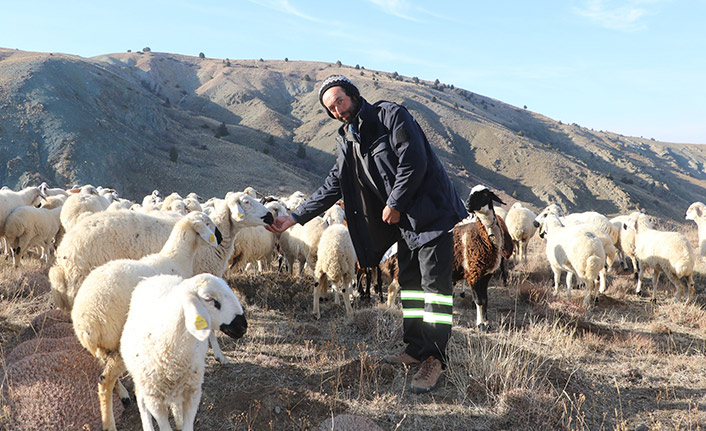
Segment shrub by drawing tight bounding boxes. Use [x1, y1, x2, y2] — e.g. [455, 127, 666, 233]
[266, 135, 275, 146]
[215, 122, 229, 138]
[284, 57, 289, 62]
[169, 146, 178, 163]
[296, 144, 306, 159]
[143, 47, 151, 52]
[336, 60, 342, 66]
[199, 52, 205, 59]
[355, 64, 360, 69]
[303, 74, 311, 81]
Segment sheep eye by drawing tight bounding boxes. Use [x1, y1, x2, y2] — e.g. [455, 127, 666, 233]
[213, 300, 221, 310]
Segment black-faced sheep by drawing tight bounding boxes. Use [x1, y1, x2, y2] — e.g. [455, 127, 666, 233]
[452, 185, 506, 330]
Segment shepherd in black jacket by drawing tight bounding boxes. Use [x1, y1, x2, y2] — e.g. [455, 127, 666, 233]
[267, 75, 467, 393]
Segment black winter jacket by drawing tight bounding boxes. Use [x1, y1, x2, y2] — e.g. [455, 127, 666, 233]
[291, 98, 467, 267]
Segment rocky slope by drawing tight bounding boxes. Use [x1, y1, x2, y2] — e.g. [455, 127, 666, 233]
[1, 48, 705, 221]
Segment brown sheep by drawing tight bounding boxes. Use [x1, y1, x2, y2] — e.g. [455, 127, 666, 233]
[453, 185, 506, 330]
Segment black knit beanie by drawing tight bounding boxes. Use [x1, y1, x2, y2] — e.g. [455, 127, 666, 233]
[318, 75, 360, 118]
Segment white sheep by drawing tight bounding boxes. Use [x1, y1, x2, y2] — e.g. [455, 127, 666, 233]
[626, 212, 695, 302]
[59, 187, 111, 232]
[504, 202, 537, 263]
[279, 216, 327, 275]
[159, 192, 183, 211]
[121, 273, 246, 431]
[615, 212, 653, 276]
[313, 223, 356, 320]
[49, 192, 274, 311]
[230, 225, 277, 273]
[0, 185, 45, 238]
[685, 201, 706, 259]
[537, 213, 606, 307]
[322, 203, 346, 226]
[3, 204, 63, 265]
[71, 211, 222, 431]
[283, 190, 308, 211]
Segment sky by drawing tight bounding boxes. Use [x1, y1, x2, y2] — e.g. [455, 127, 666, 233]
[2, 0, 705, 144]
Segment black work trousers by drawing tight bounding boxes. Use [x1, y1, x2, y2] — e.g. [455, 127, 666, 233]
[397, 231, 454, 363]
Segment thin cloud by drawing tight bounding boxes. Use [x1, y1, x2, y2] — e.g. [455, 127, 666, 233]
[367, 0, 422, 22]
[573, 0, 657, 31]
[246, 0, 328, 24]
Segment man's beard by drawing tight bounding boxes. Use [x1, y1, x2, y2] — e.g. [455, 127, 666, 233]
[340, 98, 361, 125]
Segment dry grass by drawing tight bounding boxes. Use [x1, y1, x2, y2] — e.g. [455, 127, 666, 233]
[2, 236, 706, 430]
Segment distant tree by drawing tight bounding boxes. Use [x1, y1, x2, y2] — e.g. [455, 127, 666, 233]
[392, 71, 399, 79]
[296, 144, 306, 159]
[336, 60, 342, 67]
[360, 71, 364, 76]
[453, 101, 459, 110]
[303, 74, 312, 81]
[143, 47, 151, 52]
[266, 135, 275, 145]
[169, 146, 178, 163]
[199, 52, 205, 59]
[523, 105, 527, 109]
[225, 58, 231, 67]
[127, 49, 132, 53]
[259, 58, 264, 62]
[412, 77, 419, 84]
[434, 78, 440, 86]
[215, 122, 229, 138]
[355, 64, 360, 69]
[431, 96, 437, 103]
[284, 57, 289, 62]
[263, 148, 270, 155]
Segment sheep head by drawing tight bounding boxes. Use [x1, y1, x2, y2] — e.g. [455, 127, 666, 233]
[466, 185, 504, 214]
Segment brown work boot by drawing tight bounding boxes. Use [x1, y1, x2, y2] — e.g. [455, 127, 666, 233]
[382, 351, 420, 366]
[410, 356, 443, 394]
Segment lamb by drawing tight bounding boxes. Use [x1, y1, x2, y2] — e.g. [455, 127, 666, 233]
[685, 201, 706, 258]
[3, 204, 63, 265]
[504, 202, 537, 263]
[71, 211, 222, 431]
[451, 185, 506, 329]
[536, 213, 606, 307]
[626, 211, 695, 302]
[313, 223, 357, 319]
[229, 225, 277, 273]
[121, 273, 247, 431]
[0, 185, 45, 239]
[278, 216, 327, 275]
[613, 212, 653, 277]
[49, 191, 274, 311]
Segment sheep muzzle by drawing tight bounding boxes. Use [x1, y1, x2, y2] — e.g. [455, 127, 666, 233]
[263, 212, 274, 225]
[220, 314, 248, 339]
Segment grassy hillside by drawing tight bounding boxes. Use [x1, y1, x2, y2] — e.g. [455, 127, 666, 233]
[2, 48, 706, 221]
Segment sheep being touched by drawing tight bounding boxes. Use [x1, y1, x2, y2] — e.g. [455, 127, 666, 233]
[121, 273, 247, 431]
[71, 211, 222, 431]
[452, 185, 506, 330]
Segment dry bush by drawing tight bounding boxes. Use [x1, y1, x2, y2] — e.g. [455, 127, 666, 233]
[656, 301, 706, 330]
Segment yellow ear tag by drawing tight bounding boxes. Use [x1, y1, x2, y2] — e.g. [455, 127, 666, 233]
[237, 212, 244, 219]
[194, 314, 208, 330]
[209, 233, 216, 244]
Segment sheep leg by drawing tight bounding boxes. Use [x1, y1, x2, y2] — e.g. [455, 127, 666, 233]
[98, 354, 125, 431]
[651, 270, 661, 302]
[143, 396, 172, 431]
[635, 260, 645, 295]
[686, 274, 695, 302]
[551, 266, 562, 295]
[471, 274, 492, 329]
[136, 395, 158, 431]
[313, 274, 327, 319]
[598, 266, 607, 294]
[338, 281, 354, 319]
[209, 332, 229, 364]
[116, 380, 130, 406]
[179, 387, 202, 431]
[565, 271, 574, 298]
[386, 279, 400, 307]
[583, 278, 595, 308]
[663, 270, 684, 302]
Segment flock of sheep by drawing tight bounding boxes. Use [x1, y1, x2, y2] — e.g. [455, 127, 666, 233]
[0, 181, 703, 430]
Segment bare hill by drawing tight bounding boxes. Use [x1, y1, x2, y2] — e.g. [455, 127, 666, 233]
[2, 48, 705, 221]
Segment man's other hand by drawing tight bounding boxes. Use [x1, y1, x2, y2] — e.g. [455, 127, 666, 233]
[382, 205, 401, 224]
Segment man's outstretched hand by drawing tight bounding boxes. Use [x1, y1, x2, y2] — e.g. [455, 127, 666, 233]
[382, 205, 400, 224]
[266, 215, 296, 233]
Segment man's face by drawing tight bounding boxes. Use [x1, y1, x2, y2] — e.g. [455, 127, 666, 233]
[322, 86, 357, 124]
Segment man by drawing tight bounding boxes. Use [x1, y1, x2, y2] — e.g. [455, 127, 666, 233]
[267, 75, 467, 393]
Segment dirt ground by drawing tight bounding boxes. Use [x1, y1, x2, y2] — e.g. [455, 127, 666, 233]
[2, 240, 706, 430]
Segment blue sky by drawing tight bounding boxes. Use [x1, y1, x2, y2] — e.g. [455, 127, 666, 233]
[3, 0, 705, 144]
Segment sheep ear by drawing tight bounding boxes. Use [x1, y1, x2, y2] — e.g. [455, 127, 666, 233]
[194, 220, 220, 246]
[232, 202, 245, 221]
[182, 291, 212, 341]
[491, 192, 505, 206]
